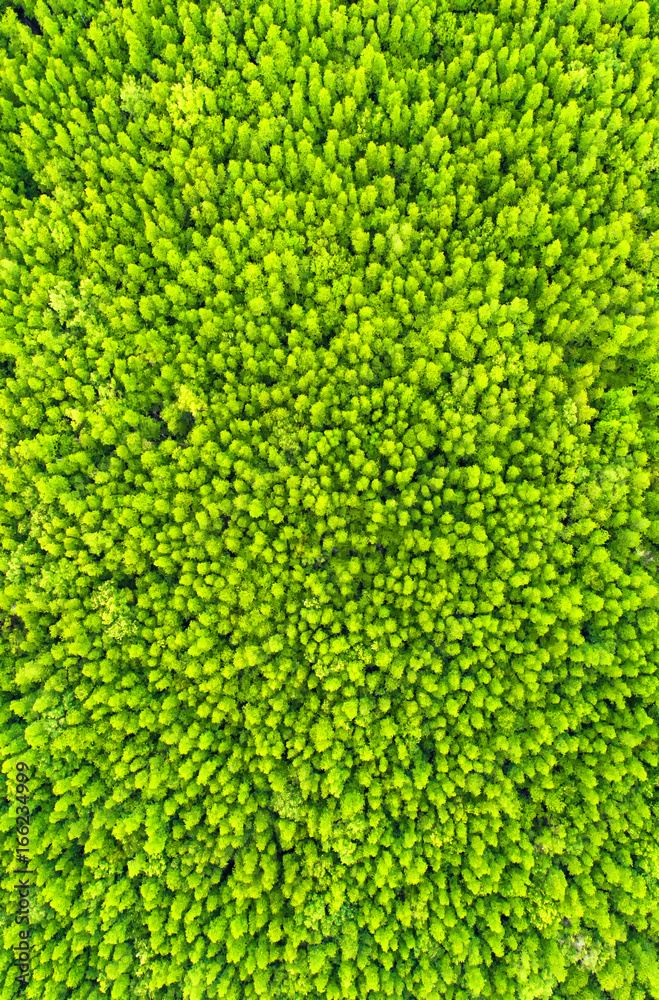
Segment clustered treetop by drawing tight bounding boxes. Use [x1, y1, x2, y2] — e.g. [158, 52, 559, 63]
[0, 0, 659, 998]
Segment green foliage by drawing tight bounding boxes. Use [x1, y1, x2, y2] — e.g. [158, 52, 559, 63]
[1, 0, 659, 998]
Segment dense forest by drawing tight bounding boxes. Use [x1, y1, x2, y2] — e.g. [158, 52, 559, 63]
[1, 0, 659, 997]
